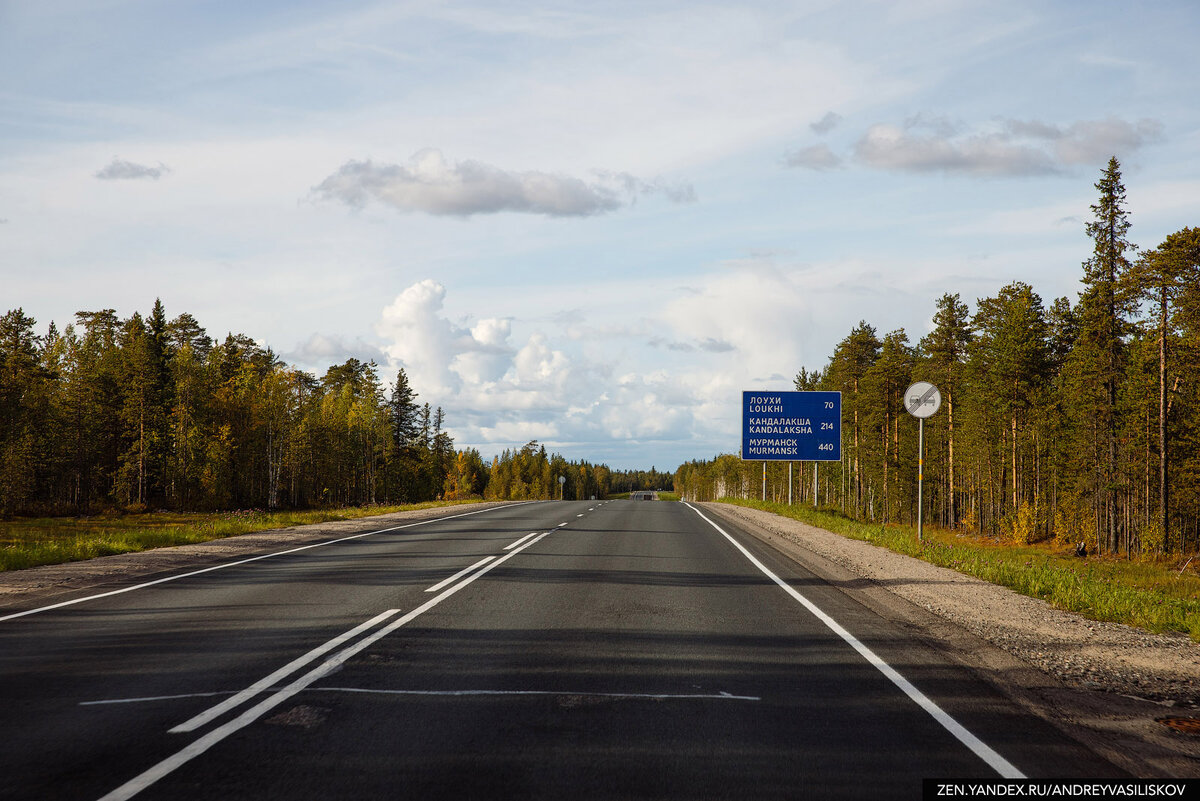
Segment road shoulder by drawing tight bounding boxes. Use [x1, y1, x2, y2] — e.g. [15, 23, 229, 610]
[699, 501, 1200, 779]
[0, 502, 519, 612]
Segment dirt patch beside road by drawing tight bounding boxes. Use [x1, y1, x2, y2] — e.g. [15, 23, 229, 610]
[701, 501, 1200, 779]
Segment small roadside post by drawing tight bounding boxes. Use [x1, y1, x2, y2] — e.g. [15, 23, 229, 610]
[558, 474, 565, 501]
[904, 382, 942, 542]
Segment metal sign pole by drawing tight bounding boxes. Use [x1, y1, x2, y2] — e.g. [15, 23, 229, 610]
[918, 418, 924, 542]
[904, 381, 941, 545]
[813, 462, 818, 509]
[788, 462, 793, 505]
[762, 462, 766, 502]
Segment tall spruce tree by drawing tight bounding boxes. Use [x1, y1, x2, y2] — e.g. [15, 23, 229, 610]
[1072, 157, 1137, 553]
[387, 368, 421, 501]
[388, 368, 420, 450]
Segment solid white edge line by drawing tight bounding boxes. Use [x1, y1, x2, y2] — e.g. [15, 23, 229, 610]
[682, 502, 1025, 780]
[503, 532, 540, 551]
[97, 530, 553, 801]
[169, 608, 402, 734]
[1, 502, 535, 624]
[424, 556, 496, 593]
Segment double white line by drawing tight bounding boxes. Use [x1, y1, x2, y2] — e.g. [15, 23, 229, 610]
[99, 530, 552, 801]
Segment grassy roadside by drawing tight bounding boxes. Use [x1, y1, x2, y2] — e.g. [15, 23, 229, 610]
[714, 497, 1200, 642]
[0, 500, 483, 572]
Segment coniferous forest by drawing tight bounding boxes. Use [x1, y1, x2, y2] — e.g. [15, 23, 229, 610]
[5, 158, 1196, 562]
[0, 301, 655, 515]
[676, 159, 1200, 558]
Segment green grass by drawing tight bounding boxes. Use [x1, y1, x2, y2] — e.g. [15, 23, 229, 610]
[0, 501, 480, 572]
[656, 492, 681, 501]
[716, 497, 1200, 642]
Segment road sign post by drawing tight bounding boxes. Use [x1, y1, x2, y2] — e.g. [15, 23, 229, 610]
[741, 391, 842, 461]
[904, 382, 942, 542]
[558, 474, 565, 501]
[742, 391, 841, 506]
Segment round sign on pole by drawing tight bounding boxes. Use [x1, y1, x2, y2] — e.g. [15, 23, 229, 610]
[904, 381, 942, 418]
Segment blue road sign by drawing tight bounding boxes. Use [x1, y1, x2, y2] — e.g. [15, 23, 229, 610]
[741, 391, 842, 461]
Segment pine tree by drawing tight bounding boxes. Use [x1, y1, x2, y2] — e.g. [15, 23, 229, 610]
[970, 282, 1050, 533]
[793, 366, 823, 391]
[0, 309, 49, 515]
[864, 330, 914, 522]
[824, 322, 880, 516]
[919, 293, 972, 527]
[1131, 227, 1200, 551]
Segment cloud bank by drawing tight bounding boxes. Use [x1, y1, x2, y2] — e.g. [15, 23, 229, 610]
[853, 116, 1163, 176]
[364, 261, 835, 461]
[787, 116, 1164, 177]
[313, 149, 693, 218]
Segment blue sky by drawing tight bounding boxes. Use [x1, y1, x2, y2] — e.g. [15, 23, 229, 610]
[2, 0, 1198, 470]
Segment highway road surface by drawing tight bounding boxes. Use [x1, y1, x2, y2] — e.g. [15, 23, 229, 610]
[0, 500, 1124, 800]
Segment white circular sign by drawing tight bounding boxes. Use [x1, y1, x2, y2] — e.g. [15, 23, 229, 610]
[904, 381, 942, 418]
[558, 475, 566, 484]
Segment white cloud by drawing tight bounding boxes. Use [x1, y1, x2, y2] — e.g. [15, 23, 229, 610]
[95, 158, 170, 180]
[311, 149, 694, 218]
[810, 111, 843, 135]
[854, 123, 1058, 176]
[785, 143, 843, 170]
[372, 278, 733, 459]
[1045, 118, 1164, 165]
[283, 333, 386, 371]
[852, 116, 1164, 176]
[660, 259, 817, 386]
[376, 279, 489, 396]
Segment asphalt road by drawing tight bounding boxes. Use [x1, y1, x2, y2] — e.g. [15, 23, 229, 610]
[0, 500, 1124, 800]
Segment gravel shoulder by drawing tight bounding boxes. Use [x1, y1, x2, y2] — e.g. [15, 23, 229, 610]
[701, 501, 1200, 779]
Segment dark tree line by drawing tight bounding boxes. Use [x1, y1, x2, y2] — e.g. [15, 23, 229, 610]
[677, 158, 1200, 558]
[0, 302, 460, 514]
[0, 300, 657, 515]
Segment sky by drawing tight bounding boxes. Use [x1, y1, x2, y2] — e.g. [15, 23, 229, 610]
[2, 0, 1198, 471]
